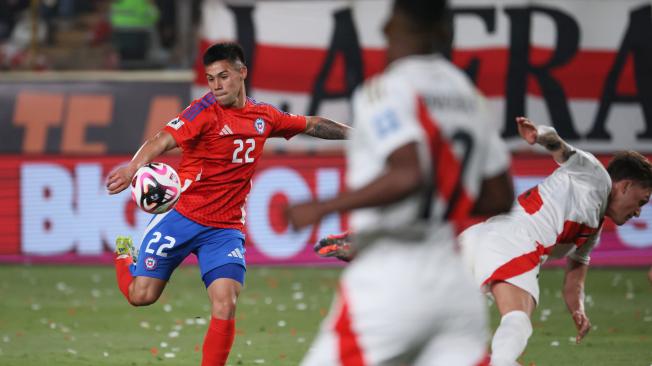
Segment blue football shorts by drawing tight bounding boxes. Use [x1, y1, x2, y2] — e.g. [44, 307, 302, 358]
[132, 209, 246, 287]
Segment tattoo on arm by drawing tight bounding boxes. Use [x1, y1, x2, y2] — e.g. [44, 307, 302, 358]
[305, 117, 350, 140]
[537, 128, 575, 163]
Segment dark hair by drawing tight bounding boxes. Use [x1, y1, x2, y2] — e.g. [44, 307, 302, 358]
[203, 42, 246, 67]
[393, 0, 450, 30]
[606, 151, 652, 188]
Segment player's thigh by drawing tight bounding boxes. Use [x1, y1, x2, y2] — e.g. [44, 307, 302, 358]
[133, 210, 200, 281]
[206, 276, 242, 318]
[491, 281, 536, 316]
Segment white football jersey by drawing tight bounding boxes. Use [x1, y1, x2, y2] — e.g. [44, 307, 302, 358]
[347, 54, 510, 243]
[508, 149, 611, 264]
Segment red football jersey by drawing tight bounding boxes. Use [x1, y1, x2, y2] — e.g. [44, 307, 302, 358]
[164, 93, 307, 229]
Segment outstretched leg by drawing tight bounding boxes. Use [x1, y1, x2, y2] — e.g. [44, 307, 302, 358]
[114, 236, 167, 306]
[489, 281, 535, 366]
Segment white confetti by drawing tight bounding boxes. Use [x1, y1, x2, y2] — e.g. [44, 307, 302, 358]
[163, 304, 173, 312]
[2, 336, 9, 343]
[50, 323, 57, 330]
[171, 347, 180, 352]
[160, 342, 168, 348]
[168, 331, 179, 338]
[264, 297, 273, 305]
[172, 324, 183, 331]
[185, 318, 195, 325]
[91, 289, 101, 298]
[164, 352, 176, 358]
[276, 304, 287, 312]
[195, 318, 207, 325]
[246, 340, 252, 346]
[31, 303, 41, 311]
[644, 316, 652, 322]
[140, 321, 150, 329]
[66, 348, 77, 355]
[103, 352, 109, 357]
[550, 341, 559, 347]
[155, 325, 162, 331]
[277, 320, 286, 327]
[625, 292, 634, 300]
[56, 282, 68, 291]
[568, 337, 576, 343]
[253, 359, 265, 364]
[292, 282, 302, 290]
[91, 274, 102, 283]
[296, 303, 307, 311]
[297, 337, 305, 343]
[292, 292, 304, 300]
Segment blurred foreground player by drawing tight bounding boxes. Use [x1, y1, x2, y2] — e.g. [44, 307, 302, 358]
[286, 0, 513, 364]
[106, 42, 350, 366]
[459, 117, 652, 366]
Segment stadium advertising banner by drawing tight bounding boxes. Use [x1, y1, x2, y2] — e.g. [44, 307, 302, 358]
[196, 0, 652, 153]
[0, 155, 651, 267]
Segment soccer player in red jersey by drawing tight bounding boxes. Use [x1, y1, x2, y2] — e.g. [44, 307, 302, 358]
[106, 42, 350, 366]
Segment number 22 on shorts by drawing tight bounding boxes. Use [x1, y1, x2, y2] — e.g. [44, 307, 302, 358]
[144, 232, 176, 257]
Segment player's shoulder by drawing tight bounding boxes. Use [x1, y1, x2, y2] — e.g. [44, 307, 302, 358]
[179, 92, 218, 122]
[245, 97, 293, 118]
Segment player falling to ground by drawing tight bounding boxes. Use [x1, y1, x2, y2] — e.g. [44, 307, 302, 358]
[459, 117, 652, 366]
[106, 42, 350, 366]
[286, 0, 513, 364]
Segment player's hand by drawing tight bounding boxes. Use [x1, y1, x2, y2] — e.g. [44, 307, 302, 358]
[286, 201, 325, 230]
[572, 310, 591, 344]
[516, 116, 538, 145]
[106, 165, 135, 195]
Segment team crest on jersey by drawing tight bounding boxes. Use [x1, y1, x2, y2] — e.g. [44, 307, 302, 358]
[145, 256, 157, 270]
[254, 118, 265, 134]
[167, 117, 184, 130]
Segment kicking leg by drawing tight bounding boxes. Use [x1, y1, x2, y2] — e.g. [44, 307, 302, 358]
[114, 236, 167, 306]
[201, 264, 244, 366]
[489, 281, 535, 366]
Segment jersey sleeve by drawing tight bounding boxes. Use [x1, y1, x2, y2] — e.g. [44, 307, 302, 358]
[568, 227, 602, 264]
[163, 109, 210, 146]
[268, 108, 307, 139]
[357, 76, 423, 161]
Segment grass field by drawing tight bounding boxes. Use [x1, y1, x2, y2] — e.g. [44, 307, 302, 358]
[0, 265, 650, 365]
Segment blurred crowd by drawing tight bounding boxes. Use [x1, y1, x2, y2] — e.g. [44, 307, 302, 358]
[0, 0, 201, 71]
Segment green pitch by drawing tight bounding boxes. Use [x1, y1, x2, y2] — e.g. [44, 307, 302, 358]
[0, 265, 650, 365]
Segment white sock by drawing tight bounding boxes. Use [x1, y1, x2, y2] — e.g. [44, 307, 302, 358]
[490, 310, 532, 366]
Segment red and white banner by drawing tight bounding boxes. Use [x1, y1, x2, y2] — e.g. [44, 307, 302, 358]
[1, 154, 651, 266]
[195, 0, 652, 153]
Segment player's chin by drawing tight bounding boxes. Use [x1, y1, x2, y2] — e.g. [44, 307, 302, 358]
[614, 216, 630, 226]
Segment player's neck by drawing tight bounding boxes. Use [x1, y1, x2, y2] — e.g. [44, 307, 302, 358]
[232, 88, 247, 109]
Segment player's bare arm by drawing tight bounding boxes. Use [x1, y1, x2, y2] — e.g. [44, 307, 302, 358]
[304, 116, 351, 140]
[563, 257, 591, 344]
[516, 116, 575, 164]
[106, 131, 178, 195]
[471, 171, 514, 216]
[286, 142, 422, 229]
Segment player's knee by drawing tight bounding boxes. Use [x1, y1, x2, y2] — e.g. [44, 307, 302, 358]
[128, 286, 162, 306]
[211, 297, 237, 319]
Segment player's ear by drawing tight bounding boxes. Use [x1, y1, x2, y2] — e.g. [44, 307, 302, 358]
[240, 65, 248, 80]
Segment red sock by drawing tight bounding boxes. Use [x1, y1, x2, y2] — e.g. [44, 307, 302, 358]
[114, 256, 133, 302]
[202, 317, 235, 366]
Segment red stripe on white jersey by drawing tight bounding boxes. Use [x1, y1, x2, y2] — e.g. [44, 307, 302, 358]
[416, 97, 474, 223]
[555, 220, 602, 246]
[334, 285, 366, 366]
[482, 242, 552, 286]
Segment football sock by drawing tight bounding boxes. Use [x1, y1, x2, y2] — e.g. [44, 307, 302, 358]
[202, 317, 235, 366]
[114, 256, 134, 302]
[490, 310, 532, 366]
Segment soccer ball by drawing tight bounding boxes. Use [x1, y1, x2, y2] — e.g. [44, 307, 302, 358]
[131, 162, 181, 214]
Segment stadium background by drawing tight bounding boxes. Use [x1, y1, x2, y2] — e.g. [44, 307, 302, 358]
[0, 0, 650, 266]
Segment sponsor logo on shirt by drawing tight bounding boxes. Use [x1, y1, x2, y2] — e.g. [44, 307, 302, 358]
[220, 124, 233, 136]
[254, 118, 265, 134]
[167, 117, 184, 130]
